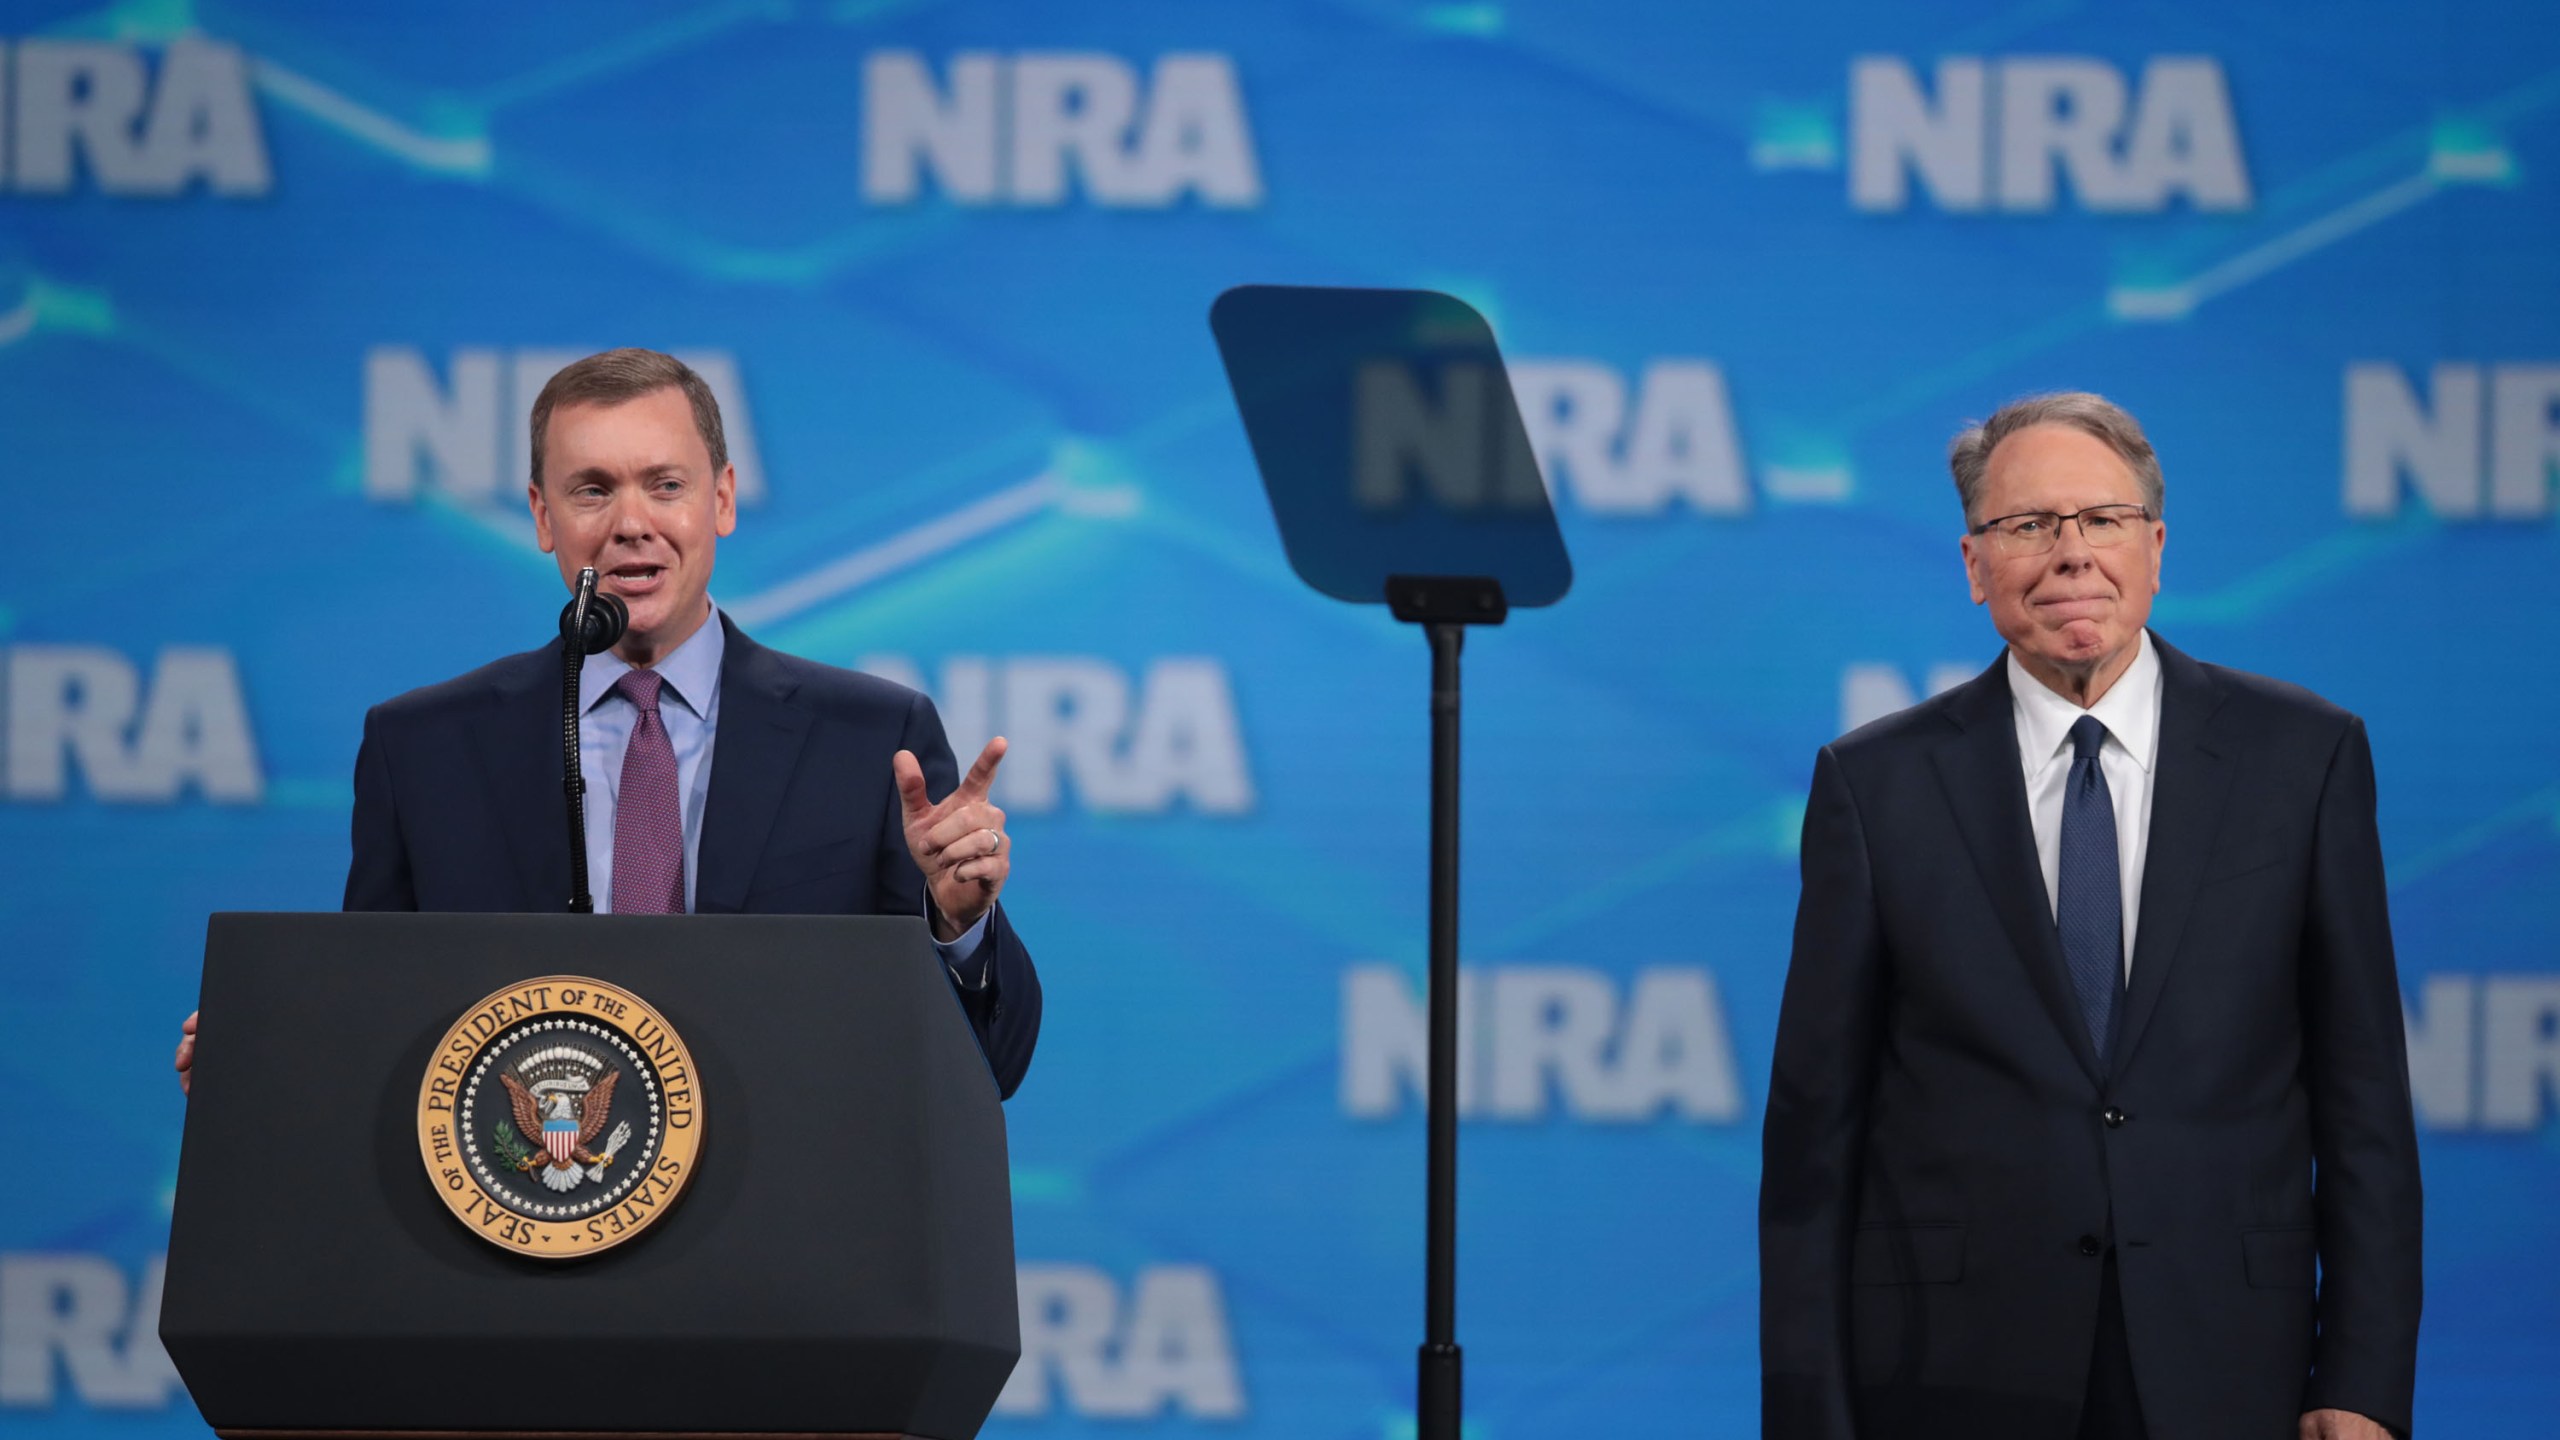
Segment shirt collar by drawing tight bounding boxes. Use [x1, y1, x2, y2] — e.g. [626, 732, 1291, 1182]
[2007, 628, 2162, 781]
[579, 599, 727, 719]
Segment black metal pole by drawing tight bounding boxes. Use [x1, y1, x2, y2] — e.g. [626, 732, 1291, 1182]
[562, 568, 602, 914]
[1418, 618, 1464, 1440]
[562, 643, 594, 914]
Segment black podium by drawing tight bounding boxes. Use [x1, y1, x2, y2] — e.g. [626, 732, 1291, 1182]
[161, 912, 1019, 1440]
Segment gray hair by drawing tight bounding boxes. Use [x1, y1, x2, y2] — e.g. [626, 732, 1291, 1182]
[1948, 391, 2164, 524]
[528, 348, 728, 488]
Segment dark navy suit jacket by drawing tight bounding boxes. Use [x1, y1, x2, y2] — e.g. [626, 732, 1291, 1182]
[342, 614, 1040, 1098]
[1760, 633, 2421, 1440]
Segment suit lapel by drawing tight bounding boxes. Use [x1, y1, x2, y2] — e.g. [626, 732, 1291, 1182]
[695, 617, 814, 915]
[468, 642, 572, 912]
[2111, 633, 2235, 1072]
[1931, 659, 2104, 1086]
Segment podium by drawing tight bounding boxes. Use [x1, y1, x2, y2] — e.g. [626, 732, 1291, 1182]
[160, 912, 1020, 1440]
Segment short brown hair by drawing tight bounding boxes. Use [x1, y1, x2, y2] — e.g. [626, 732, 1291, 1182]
[1948, 391, 2164, 524]
[527, 348, 728, 488]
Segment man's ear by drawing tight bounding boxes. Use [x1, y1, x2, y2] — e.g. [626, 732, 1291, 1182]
[1960, 533, 1988, 604]
[713, 463, 738, 538]
[528, 480, 557, 554]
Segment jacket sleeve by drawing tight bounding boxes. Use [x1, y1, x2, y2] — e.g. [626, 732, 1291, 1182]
[1760, 743, 1887, 1440]
[2296, 717, 2423, 1434]
[342, 707, 419, 912]
[875, 690, 1043, 1101]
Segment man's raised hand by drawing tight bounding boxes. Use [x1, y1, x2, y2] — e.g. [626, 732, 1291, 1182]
[895, 737, 1011, 940]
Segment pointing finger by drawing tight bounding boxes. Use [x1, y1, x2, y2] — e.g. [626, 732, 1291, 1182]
[893, 749, 932, 819]
[958, 736, 1008, 800]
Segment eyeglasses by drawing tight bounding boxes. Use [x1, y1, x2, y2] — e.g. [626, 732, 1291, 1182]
[1968, 503, 2154, 556]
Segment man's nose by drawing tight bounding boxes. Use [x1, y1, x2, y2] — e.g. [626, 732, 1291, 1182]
[2050, 517, 2097, 567]
[608, 488, 656, 541]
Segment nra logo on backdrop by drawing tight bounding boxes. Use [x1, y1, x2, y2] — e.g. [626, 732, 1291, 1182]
[0, 38, 270, 196]
[2344, 362, 2560, 520]
[2405, 976, 2560, 1133]
[862, 51, 1261, 208]
[1341, 965, 1746, 1124]
[0, 1255, 180, 1409]
[0, 645, 263, 804]
[363, 348, 767, 508]
[1357, 356, 1770, 516]
[1850, 54, 2249, 214]
[993, 1264, 1245, 1420]
[860, 654, 1252, 818]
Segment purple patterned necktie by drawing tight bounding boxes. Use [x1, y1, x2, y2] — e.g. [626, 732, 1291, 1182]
[610, 668, 685, 915]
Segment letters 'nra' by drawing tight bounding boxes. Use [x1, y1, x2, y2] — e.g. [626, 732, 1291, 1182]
[414, 976, 703, 1259]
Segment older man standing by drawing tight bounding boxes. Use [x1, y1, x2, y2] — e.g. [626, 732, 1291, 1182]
[1760, 393, 2421, 1439]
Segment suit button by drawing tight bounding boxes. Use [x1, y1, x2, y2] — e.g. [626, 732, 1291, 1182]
[2077, 1235, 2103, 1257]
[2102, 1107, 2127, 1129]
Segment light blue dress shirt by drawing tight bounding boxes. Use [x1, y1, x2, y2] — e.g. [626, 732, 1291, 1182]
[578, 602, 988, 980]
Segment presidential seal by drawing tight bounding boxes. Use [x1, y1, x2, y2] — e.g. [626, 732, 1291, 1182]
[415, 976, 703, 1259]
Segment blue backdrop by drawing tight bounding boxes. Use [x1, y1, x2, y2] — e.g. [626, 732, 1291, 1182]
[4, 1, 2556, 1434]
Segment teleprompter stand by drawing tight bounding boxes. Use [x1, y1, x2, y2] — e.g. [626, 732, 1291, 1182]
[1211, 287, 1572, 1440]
[161, 912, 1020, 1440]
[1388, 573, 1504, 1430]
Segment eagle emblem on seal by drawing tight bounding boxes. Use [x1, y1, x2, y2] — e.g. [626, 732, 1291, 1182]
[500, 1063, 631, 1193]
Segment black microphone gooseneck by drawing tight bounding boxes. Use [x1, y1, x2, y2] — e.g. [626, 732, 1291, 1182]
[558, 567, 629, 913]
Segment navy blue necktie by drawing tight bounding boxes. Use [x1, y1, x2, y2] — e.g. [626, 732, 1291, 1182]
[2056, 715, 2123, 1064]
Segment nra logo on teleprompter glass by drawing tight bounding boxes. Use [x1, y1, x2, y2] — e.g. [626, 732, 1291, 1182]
[415, 977, 703, 1259]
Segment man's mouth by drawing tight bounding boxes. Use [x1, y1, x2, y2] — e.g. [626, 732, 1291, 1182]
[603, 564, 668, 594]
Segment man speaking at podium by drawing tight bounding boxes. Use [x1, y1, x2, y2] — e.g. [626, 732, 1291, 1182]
[180, 348, 1039, 1097]
[1759, 394, 2420, 1440]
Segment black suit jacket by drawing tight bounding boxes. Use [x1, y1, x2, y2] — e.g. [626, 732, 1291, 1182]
[342, 614, 1040, 1098]
[1760, 633, 2420, 1440]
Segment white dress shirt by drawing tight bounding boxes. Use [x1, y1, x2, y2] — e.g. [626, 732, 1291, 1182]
[578, 602, 989, 981]
[2009, 630, 2162, 978]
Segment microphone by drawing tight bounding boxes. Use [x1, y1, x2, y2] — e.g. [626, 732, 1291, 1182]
[556, 567, 626, 913]
[559, 568, 629, 656]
